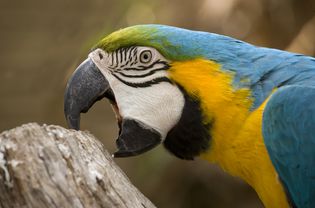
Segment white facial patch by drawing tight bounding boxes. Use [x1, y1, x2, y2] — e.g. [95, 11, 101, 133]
[89, 47, 185, 139]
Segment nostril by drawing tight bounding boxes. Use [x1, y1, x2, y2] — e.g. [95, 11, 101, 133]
[98, 53, 103, 59]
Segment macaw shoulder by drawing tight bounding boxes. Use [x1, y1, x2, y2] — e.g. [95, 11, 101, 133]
[263, 86, 315, 207]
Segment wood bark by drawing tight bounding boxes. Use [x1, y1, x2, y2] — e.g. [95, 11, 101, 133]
[0, 123, 156, 208]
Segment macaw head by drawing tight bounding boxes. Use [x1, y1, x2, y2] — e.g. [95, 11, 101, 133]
[64, 25, 251, 159]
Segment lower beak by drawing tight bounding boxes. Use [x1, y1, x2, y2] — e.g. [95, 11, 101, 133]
[113, 119, 161, 157]
[64, 58, 110, 130]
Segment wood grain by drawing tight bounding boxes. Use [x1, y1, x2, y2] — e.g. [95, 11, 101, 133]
[0, 123, 155, 208]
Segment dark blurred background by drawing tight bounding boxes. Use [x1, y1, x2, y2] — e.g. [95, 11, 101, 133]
[1, 0, 315, 207]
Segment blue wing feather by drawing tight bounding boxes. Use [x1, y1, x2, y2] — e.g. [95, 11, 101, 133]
[263, 85, 315, 208]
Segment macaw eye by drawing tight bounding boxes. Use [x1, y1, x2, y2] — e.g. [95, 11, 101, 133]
[139, 50, 152, 63]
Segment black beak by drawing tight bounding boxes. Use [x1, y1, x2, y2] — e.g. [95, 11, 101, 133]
[64, 58, 110, 130]
[113, 119, 161, 157]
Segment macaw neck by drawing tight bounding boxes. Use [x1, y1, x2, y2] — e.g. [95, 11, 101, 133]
[198, 39, 315, 109]
[169, 58, 253, 147]
[168, 59, 290, 207]
[160, 28, 315, 109]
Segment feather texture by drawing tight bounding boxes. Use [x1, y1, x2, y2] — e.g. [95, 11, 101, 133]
[96, 25, 315, 207]
[263, 86, 315, 208]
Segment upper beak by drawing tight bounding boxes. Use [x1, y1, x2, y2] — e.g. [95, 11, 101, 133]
[64, 58, 110, 130]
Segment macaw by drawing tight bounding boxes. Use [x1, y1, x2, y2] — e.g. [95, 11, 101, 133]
[64, 25, 315, 208]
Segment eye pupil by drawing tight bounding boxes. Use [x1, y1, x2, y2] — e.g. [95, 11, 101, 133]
[140, 50, 152, 63]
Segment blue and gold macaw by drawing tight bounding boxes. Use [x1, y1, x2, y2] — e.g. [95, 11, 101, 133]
[64, 25, 315, 207]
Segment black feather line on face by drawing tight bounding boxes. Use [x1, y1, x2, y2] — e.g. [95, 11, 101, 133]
[123, 48, 128, 62]
[115, 65, 169, 78]
[114, 51, 119, 68]
[164, 87, 212, 160]
[119, 48, 123, 63]
[123, 60, 168, 71]
[111, 73, 173, 88]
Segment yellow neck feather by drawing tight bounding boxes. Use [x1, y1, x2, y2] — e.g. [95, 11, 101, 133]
[168, 59, 289, 208]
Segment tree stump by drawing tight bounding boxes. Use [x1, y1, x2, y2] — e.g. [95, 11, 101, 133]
[0, 123, 155, 208]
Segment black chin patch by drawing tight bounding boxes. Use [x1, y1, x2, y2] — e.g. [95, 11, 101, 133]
[113, 119, 161, 157]
[164, 89, 212, 160]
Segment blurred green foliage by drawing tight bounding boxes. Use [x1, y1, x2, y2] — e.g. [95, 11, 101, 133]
[0, 0, 314, 207]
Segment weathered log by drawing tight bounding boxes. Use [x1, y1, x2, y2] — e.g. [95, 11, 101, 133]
[0, 123, 155, 208]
